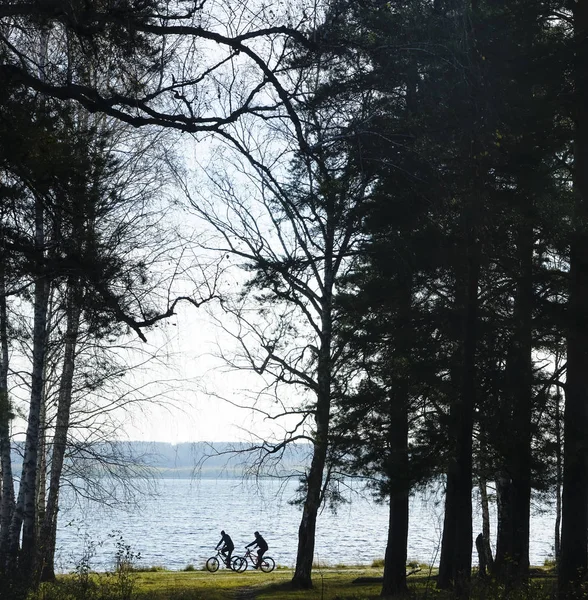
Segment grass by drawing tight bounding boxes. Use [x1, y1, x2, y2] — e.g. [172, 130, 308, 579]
[32, 565, 560, 600]
[132, 567, 381, 600]
[132, 566, 560, 600]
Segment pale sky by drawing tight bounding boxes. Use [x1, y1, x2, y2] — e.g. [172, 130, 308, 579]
[120, 136, 311, 445]
[118, 299, 306, 444]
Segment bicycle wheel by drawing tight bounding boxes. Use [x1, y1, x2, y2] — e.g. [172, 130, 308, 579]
[231, 556, 247, 572]
[260, 556, 275, 573]
[206, 556, 220, 572]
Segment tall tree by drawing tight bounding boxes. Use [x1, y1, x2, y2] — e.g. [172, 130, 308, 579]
[182, 79, 374, 587]
[560, 1, 588, 596]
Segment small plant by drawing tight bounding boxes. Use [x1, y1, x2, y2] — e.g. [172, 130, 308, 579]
[183, 564, 196, 571]
[71, 533, 100, 600]
[108, 530, 141, 600]
[371, 558, 385, 568]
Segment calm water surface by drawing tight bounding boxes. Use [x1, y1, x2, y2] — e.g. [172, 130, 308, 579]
[54, 478, 556, 573]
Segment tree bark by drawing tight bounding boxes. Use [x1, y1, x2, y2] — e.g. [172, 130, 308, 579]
[35, 385, 47, 549]
[437, 193, 479, 598]
[554, 355, 562, 563]
[559, 3, 588, 597]
[381, 275, 411, 598]
[381, 414, 409, 597]
[509, 210, 533, 581]
[36, 280, 82, 582]
[437, 2, 481, 590]
[8, 195, 50, 578]
[494, 202, 533, 584]
[494, 472, 514, 572]
[0, 265, 15, 572]
[291, 388, 330, 589]
[382, 489, 409, 598]
[291, 230, 335, 589]
[478, 478, 493, 574]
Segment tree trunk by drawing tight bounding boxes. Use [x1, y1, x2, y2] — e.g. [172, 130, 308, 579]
[478, 478, 493, 574]
[438, 468, 457, 589]
[494, 472, 514, 572]
[554, 356, 562, 563]
[35, 387, 47, 548]
[437, 193, 479, 598]
[8, 196, 50, 579]
[437, 1, 481, 591]
[381, 491, 409, 598]
[381, 414, 409, 597]
[380, 272, 411, 598]
[291, 409, 329, 589]
[559, 3, 588, 597]
[0, 265, 15, 572]
[509, 214, 533, 582]
[36, 280, 82, 583]
[494, 204, 534, 585]
[292, 245, 334, 589]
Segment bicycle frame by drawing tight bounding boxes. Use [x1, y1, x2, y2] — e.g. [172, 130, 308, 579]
[238, 547, 275, 572]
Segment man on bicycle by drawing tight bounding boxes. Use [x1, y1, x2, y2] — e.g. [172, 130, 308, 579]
[216, 530, 235, 567]
[245, 531, 268, 569]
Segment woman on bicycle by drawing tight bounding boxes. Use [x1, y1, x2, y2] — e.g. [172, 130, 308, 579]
[245, 531, 268, 569]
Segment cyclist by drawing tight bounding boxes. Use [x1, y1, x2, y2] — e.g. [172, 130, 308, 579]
[245, 531, 268, 569]
[215, 530, 234, 567]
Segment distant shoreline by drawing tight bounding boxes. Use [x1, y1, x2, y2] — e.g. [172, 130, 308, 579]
[12, 440, 312, 480]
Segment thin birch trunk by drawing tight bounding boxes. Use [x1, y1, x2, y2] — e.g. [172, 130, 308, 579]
[37, 280, 82, 582]
[36, 390, 47, 543]
[0, 264, 15, 571]
[8, 195, 50, 578]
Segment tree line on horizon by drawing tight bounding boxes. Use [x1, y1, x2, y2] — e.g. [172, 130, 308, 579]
[7, 440, 312, 476]
[0, 1, 587, 599]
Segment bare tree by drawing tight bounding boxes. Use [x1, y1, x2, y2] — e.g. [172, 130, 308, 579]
[177, 64, 375, 583]
[0, 0, 313, 139]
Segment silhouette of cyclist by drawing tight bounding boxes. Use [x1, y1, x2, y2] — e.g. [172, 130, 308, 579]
[245, 531, 268, 569]
[216, 530, 234, 567]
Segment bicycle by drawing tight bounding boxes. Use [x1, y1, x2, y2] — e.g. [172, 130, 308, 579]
[205, 548, 246, 572]
[232, 547, 275, 573]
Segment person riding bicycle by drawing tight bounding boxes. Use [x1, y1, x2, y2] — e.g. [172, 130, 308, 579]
[216, 530, 234, 567]
[245, 531, 268, 569]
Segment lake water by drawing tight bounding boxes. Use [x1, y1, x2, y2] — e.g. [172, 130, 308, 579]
[54, 478, 556, 573]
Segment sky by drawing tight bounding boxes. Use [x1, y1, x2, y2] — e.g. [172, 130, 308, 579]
[119, 138, 309, 445]
[116, 298, 305, 445]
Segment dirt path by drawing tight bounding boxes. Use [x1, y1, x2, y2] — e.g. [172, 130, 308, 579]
[230, 586, 257, 600]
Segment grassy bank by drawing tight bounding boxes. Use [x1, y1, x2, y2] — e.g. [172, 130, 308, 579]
[32, 564, 559, 600]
